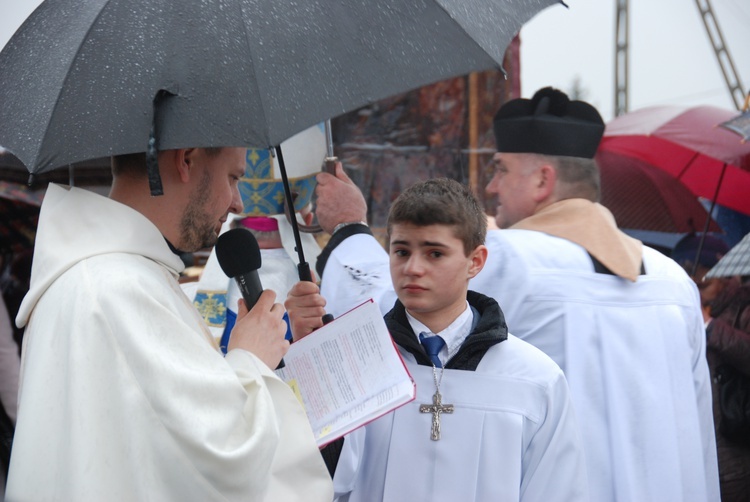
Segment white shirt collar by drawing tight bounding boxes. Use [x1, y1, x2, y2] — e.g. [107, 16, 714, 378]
[406, 301, 473, 366]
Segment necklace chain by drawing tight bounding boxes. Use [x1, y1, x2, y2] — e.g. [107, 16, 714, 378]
[432, 364, 445, 393]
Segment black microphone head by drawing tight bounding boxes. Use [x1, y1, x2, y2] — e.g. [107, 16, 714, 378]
[215, 228, 262, 278]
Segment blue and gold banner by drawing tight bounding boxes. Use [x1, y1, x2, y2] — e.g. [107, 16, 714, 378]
[238, 123, 327, 217]
[240, 147, 317, 216]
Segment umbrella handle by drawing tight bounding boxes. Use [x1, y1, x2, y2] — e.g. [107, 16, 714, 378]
[283, 157, 337, 234]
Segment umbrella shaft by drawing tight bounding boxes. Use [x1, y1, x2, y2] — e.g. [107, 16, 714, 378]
[325, 120, 334, 158]
[274, 145, 308, 275]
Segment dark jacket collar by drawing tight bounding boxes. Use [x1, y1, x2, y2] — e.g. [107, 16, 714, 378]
[384, 291, 508, 371]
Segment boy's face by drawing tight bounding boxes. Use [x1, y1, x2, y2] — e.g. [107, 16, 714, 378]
[389, 223, 487, 329]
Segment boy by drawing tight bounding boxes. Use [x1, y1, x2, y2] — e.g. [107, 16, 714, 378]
[286, 178, 587, 501]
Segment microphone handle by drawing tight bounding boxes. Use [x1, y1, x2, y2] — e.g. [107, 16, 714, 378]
[234, 272, 285, 369]
[235, 272, 263, 308]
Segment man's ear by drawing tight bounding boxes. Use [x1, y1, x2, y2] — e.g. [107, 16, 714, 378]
[467, 244, 488, 279]
[175, 148, 196, 183]
[533, 164, 557, 202]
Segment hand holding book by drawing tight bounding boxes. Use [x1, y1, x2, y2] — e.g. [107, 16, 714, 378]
[277, 299, 415, 447]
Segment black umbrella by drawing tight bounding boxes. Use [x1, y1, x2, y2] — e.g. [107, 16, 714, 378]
[0, 0, 560, 277]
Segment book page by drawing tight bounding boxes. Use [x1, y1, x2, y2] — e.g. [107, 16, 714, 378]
[276, 299, 415, 446]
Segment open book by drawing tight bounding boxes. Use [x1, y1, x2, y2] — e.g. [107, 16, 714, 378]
[275, 299, 415, 447]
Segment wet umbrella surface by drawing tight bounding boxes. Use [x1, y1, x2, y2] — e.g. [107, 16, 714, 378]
[0, 0, 559, 175]
[0, 0, 559, 274]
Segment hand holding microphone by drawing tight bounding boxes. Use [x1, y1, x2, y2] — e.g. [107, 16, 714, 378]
[216, 228, 288, 370]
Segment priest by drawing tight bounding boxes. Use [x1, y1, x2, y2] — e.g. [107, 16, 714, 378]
[7, 146, 332, 501]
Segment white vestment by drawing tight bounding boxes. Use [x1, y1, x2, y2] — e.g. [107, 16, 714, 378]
[7, 185, 332, 501]
[320, 230, 720, 502]
[333, 335, 588, 502]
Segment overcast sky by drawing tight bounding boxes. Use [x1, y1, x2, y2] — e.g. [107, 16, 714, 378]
[521, 0, 750, 121]
[2, 0, 749, 125]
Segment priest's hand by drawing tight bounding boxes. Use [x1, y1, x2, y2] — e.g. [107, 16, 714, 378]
[315, 162, 368, 235]
[229, 290, 289, 369]
[285, 281, 327, 342]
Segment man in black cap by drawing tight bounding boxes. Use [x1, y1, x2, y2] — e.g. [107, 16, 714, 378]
[301, 87, 720, 502]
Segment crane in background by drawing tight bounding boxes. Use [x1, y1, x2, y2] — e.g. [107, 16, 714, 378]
[614, 0, 628, 117]
[614, 0, 746, 117]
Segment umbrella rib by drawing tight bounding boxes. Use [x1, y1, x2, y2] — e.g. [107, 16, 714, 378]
[676, 151, 700, 180]
[691, 163, 728, 277]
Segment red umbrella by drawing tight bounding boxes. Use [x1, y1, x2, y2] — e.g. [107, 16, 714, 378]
[599, 105, 750, 216]
[596, 150, 721, 234]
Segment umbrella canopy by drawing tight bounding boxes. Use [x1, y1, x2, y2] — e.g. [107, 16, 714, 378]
[600, 105, 750, 216]
[706, 231, 750, 279]
[0, 0, 558, 175]
[596, 150, 721, 234]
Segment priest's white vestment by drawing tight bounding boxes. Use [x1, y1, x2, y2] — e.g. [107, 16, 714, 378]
[319, 229, 720, 502]
[7, 185, 332, 501]
[333, 335, 588, 501]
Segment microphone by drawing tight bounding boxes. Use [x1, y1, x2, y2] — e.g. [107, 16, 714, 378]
[215, 228, 284, 368]
[216, 228, 263, 310]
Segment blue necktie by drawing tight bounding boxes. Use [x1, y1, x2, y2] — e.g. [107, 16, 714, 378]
[419, 333, 445, 368]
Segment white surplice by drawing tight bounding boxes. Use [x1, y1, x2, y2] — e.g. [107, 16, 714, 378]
[7, 185, 332, 501]
[319, 228, 720, 502]
[475, 229, 719, 502]
[333, 336, 588, 502]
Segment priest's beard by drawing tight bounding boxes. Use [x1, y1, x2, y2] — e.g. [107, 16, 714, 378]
[179, 169, 217, 252]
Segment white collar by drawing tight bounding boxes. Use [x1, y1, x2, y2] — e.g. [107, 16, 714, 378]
[406, 301, 472, 365]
